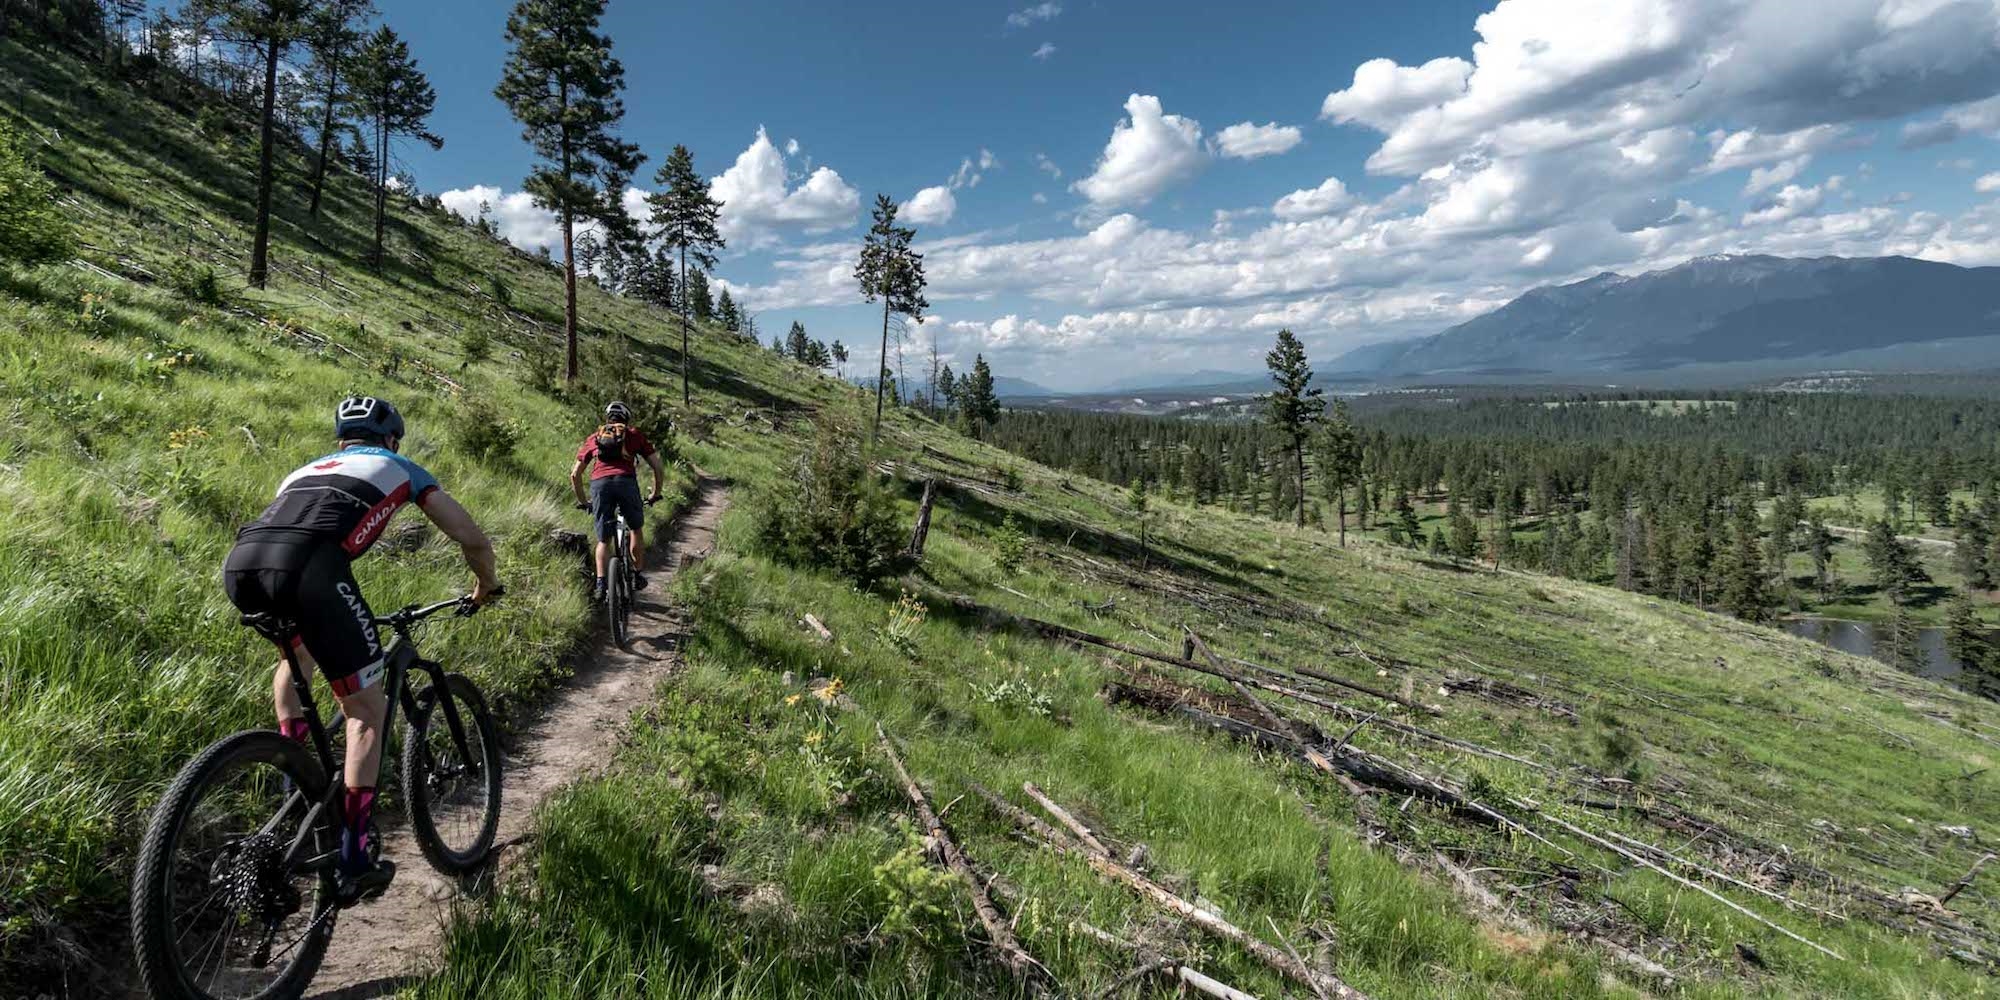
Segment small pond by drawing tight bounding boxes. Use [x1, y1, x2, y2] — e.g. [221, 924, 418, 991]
[1780, 616, 1965, 682]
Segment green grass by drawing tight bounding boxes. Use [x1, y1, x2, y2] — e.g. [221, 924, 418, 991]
[10, 37, 2000, 1000]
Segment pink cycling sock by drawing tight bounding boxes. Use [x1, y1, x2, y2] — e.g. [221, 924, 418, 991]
[344, 786, 377, 843]
[279, 718, 310, 744]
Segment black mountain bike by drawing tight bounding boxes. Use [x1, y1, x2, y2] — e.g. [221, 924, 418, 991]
[580, 495, 659, 648]
[130, 593, 505, 1000]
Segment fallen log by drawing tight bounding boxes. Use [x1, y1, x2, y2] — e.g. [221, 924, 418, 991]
[1938, 853, 1996, 908]
[1072, 922, 1261, 1000]
[1226, 652, 1436, 716]
[1433, 852, 1677, 986]
[1602, 829, 1847, 922]
[984, 785, 1371, 1000]
[875, 726, 1046, 984]
[1523, 804, 1845, 961]
[1023, 782, 1110, 857]
[919, 586, 1543, 771]
[1102, 681, 1509, 832]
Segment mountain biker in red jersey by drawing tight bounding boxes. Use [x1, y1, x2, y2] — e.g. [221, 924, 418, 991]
[222, 396, 501, 900]
[570, 401, 665, 602]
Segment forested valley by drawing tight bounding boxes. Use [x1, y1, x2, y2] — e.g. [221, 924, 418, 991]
[989, 386, 2000, 683]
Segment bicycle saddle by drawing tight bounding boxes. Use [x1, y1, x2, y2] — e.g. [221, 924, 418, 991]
[238, 612, 297, 642]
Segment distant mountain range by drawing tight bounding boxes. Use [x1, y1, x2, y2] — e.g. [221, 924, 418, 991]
[1330, 254, 2000, 377]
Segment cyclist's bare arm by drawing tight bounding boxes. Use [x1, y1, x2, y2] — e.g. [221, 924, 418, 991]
[645, 450, 666, 500]
[569, 459, 590, 506]
[421, 490, 501, 601]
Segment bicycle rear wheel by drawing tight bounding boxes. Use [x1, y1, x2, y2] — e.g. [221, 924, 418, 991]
[608, 551, 629, 647]
[403, 673, 503, 875]
[131, 731, 338, 1000]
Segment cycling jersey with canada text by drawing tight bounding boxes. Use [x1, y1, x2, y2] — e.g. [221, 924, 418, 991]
[239, 445, 440, 557]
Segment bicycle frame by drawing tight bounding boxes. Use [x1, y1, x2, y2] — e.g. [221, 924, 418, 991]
[263, 603, 478, 875]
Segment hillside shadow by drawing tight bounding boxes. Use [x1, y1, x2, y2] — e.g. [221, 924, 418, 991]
[918, 479, 1260, 595]
[618, 332, 812, 416]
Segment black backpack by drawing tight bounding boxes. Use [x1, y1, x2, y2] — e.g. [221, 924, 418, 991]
[594, 422, 630, 463]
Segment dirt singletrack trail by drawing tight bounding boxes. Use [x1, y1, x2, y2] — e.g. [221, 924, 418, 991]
[303, 475, 729, 999]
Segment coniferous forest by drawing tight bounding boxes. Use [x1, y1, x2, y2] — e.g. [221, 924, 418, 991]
[988, 382, 2000, 684]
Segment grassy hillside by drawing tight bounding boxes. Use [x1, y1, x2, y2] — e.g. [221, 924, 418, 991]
[11, 39, 2000, 1000]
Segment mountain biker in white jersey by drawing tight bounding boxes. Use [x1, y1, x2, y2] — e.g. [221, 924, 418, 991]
[222, 396, 501, 899]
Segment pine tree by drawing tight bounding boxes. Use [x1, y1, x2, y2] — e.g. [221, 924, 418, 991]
[1263, 328, 1323, 529]
[962, 355, 1002, 435]
[0, 121, 76, 265]
[1946, 595, 1989, 677]
[1863, 518, 1928, 605]
[1720, 494, 1774, 620]
[1394, 492, 1421, 546]
[302, 0, 373, 221]
[1956, 511, 1994, 592]
[785, 321, 810, 362]
[1805, 509, 1837, 601]
[495, 0, 644, 383]
[1447, 506, 1480, 561]
[1127, 477, 1151, 570]
[716, 287, 740, 332]
[806, 339, 832, 371]
[855, 194, 928, 445]
[193, 0, 313, 288]
[831, 340, 848, 380]
[1886, 604, 1922, 671]
[646, 143, 724, 403]
[1315, 400, 1362, 546]
[350, 26, 439, 271]
[935, 363, 956, 412]
[685, 268, 713, 320]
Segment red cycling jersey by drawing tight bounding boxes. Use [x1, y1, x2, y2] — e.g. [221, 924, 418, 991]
[576, 428, 656, 480]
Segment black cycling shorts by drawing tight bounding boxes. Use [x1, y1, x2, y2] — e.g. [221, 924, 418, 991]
[590, 475, 644, 542]
[223, 535, 385, 697]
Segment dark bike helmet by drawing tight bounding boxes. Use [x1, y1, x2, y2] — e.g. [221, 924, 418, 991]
[335, 395, 406, 445]
[604, 401, 632, 423]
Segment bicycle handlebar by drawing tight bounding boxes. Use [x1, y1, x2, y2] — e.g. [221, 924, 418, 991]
[375, 586, 505, 627]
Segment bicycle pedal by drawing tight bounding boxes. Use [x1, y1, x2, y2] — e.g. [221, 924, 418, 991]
[336, 859, 397, 906]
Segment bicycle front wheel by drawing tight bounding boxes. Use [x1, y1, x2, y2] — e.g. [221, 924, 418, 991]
[131, 731, 338, 1000]
[403, 673, 503, 875]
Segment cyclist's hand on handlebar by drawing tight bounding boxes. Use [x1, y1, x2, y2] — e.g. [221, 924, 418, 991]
[646, 493, 663, 506]
[469, 579, 505, 608]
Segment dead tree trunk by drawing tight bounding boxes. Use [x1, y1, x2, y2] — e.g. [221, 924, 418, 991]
[906, 477, 937, 559]
[875, 726, 1045, 984]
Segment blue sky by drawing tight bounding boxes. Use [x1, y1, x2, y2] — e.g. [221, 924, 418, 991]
[375, 1, 2000, 391]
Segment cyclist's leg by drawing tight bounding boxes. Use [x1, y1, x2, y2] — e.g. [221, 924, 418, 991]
[223, 552, 313, 744]
[590, 478, 617, 596]
[620, 480, 646, 575]
[295, 546, 392, 889]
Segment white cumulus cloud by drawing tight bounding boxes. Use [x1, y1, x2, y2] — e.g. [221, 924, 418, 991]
[1271, 177, 1352, 220]
[1072, 94, 1206, 208]
[903, 185, 957, 226]
[709, 126, 861, 248]
[1978, 172, 2000, 194]
[1032, 42, 1057, 61]
[1213, 121, 1303, 160]
[1320, 56, 1471, 130]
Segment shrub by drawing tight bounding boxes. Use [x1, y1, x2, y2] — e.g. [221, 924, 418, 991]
[754, 418, 908, 585]
[450, 394, 524, 462]
[994, 513, 1027, 574]
[458, 325, 492, 367]
[164, 257, 224, 305]
[524, 346, 562, 394]
[0, 119, 76, 266]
